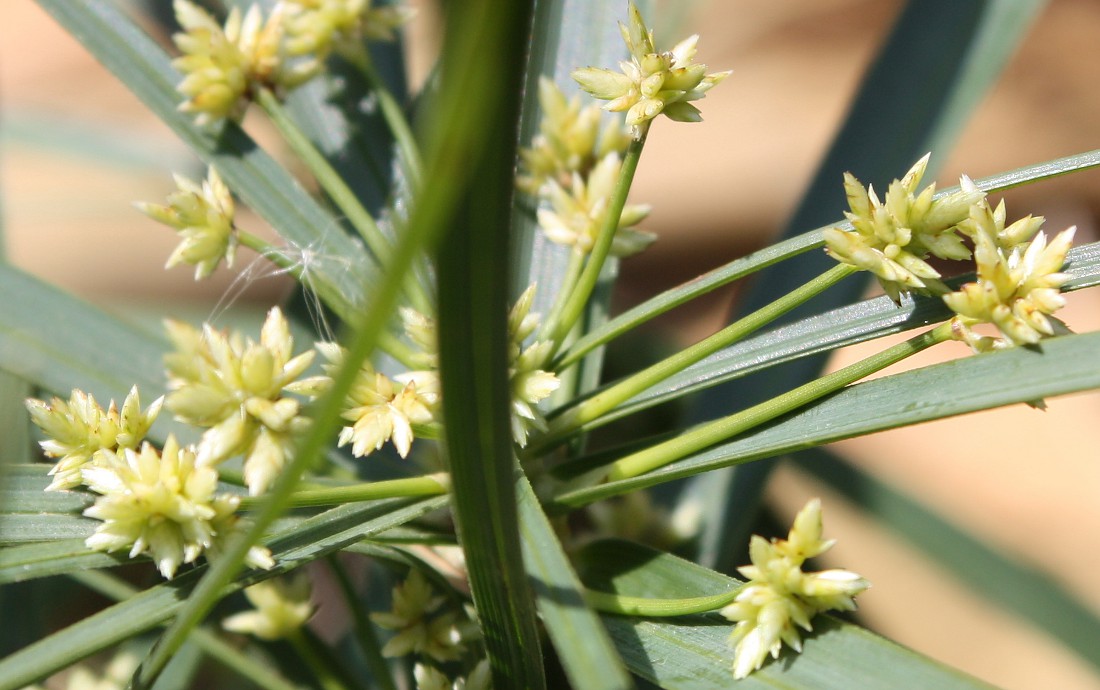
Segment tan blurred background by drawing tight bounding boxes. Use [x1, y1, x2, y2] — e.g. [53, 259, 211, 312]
[3, 1, 1100, 688]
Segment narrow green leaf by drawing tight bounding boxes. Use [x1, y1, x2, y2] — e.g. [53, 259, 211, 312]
[575, 540, 991, 689]
[795, 448, 1100, 674]
[517, 476, 633, 690]
[0, 495, 445, 690]
[33, 0, 375, 320]
[0, 540, 122, 584]
[554, 330, 1100, 507]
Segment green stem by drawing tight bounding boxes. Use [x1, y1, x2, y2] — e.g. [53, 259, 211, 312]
[67, 571, 300, 690]
[539, 126, 649, 354]
[238, 474, 450, 509]
[327, 557, 399, 690]
[584, 586, 742, 617]
[286, 629, 349, 690]
[602, 322, 953, 482]
[237, 230, 420, 369]
[536, 264, 858, 451]
[255, 89, 434, 315]
[344, 48, 424, 187]
[535, 249, 586, 350]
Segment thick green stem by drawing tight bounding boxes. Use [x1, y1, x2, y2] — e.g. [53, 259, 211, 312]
[584, 585, 742, 617]
[327, 557, 398, 690]
[345, 49, 424, 187]
[539, 126, 649, 354]
[238, 474, 449, 509]
[602, 322, 953, 482]
[537, 264, 858, 451]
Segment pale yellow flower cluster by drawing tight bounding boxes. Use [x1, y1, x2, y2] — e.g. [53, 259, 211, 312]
[136, 166, 237, 280]
[414, 659, 490, 690]
[507, 286, 562, 446]
[25, 386, 161, 492]
[945, 200, 1075, 352]
[173, 0, 316, 125]
[371, 569, 467, 662]
[164, 307, 315, 495]
[82, 436, 273, 579]
[573, 2, 730, 136]
[721, 499, 869, 679]
[823, 154, 985, 303]
[282, 0, 414, 64]
[223, 573, 315, 640]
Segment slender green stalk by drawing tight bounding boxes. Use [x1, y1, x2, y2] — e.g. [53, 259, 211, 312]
[537, 264, 858, 450]
[255, 89, 433, 316]
[239, 474, 449, 509]
[345, 49, 424, 187]
[535, 249, 586, 349]
[602, 322, 953, 482]
[237, 229, 420, 369]
[286, 629, 350, 690]
[584, 586, 741, 617]
[540, 126, 649, 353]
[67, 571, 300, 690]
[327, 557, 398, 690]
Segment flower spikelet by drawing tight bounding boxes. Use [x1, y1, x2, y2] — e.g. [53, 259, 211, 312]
[572, 2, 730, 136]
[536, 152, 654, 257]
[82, 436, 228, 579]
[518, 76, 632, 195]
[223, 572, 314, 640]
[290, 342, 437, 459]
[172, 0, 315, 125]
[136, 166, 238, 280]
[823, 154, 985, 303]
[945, 200, 1075, 352]
[164, 307, 315, 495]
[721, 498, 869, 679]
[508, 286, 561, 446]
[26, 386, 162, 492]
[371, 569, 466, 662]
[283, 0, 414, 63]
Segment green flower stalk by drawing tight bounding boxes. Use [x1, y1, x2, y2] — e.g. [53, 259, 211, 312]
[222, 573, 315, 640]
[536, 152, 654, 257]
[572, 1, 730, 136]
[945, 200, 1075, 352]
[371, 569, 466, 663]
[517, 76, 632, 195]
[164, 307, 315, 495]
[823, 154, 985, 303]
[82, 435, 273, 579]
[721, 499, 869, 679]
[136, 166, 237, 280]
[172, 0, 316, 125]
[25, 386, 162, 492]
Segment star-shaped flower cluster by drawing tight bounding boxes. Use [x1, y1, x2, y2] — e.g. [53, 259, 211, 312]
[282, 0, 414, 64]
[222, 573, 315, 640]
[371, 569, 466, 663]
[721, 499, 869, 679]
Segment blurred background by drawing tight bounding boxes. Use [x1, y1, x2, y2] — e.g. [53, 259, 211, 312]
[2, 0, 1099, 688]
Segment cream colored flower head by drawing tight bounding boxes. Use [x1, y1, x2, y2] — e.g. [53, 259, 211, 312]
[223, 572, 314, 640]
[26, 386, 162, 492]
[82, 436, 223, 579]
[536, 152, 654, 257]
[164, 307, 315, 495]
[945, 200, 1074, 352]
[371, 569, 466, 663]
[721, 498, 869, 679]
[173, 0, 316, 125]
[518, 76, 632, 195]
[290, 341, 437, 459]
[823, 154, 985, 303]
[507, 285, 561, 446]
[572, 2, 730, 137]
[282, 0, 414, 62]
[137, 166, 237, 280]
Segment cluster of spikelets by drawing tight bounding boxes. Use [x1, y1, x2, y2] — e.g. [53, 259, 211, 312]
[171, 0, 411, 125]
[824, 154, 1075, 351]
[720, 499, 870, 679]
